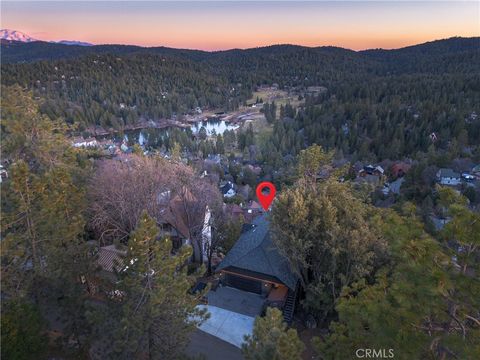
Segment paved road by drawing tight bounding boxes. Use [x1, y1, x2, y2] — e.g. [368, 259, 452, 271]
[186, 329, 244, 360]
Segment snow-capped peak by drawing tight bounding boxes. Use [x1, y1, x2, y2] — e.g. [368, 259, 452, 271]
[0, 29, 38, 42]
[0, 29, 93, 46]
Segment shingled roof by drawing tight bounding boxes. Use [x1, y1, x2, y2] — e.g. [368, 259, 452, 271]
[97, 244, 127, 273]
[216, 215, 298, 290]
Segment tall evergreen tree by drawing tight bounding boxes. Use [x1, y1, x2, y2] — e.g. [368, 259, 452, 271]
[1, 86, 92, 355]
[89, 212, 208, 360]
[316, 203, 480, 359]
[242, 307, 304, 360]
[1, 300, 47, 360]
[270, 146, 386, 319]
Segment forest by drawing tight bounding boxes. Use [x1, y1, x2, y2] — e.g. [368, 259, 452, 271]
[1, 37, 479, 138]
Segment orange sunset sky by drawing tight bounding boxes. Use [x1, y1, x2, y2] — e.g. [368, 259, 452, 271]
[1, 1, 479, 51]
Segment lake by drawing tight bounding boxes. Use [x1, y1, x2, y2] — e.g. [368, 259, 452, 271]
[120, 119, 239, 148]
[190, 120, 239, 135]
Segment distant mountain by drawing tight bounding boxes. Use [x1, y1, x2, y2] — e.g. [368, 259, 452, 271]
[0, 29, 93, 48]
[359, 37, 480, 74]
[0, 29, 37, 42]
[0, 40, 211, 64]
[57, 40, 93, 47]
[1, 34, 478, 73]
[361, 37, 480, 57]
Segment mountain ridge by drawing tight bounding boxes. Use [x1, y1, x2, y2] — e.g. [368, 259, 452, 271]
[1, 31, 478, 64]
[57, 40, 93, 47]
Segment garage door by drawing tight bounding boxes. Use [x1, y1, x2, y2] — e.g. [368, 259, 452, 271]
[226, 274, 262, 294]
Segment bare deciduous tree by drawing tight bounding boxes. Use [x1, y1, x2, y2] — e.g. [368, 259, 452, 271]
[88, 155, 221, 262]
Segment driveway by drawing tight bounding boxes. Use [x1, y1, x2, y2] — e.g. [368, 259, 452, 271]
[196, 304, 256, 348]
[186, 329, 244, 360]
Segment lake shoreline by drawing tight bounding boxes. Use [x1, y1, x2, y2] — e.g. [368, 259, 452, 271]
[84, 117, 211, 137]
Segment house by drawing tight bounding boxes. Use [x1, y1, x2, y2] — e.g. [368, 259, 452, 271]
[84, 243, 128, 298]
[306, 86, 327, 95]
[243, 200, 263, 223]
[224, 203, 244, 221]
[96, 245, 127, 274]
[0, 165, 8, 183]
[157, 189, 212, 262]
[391, 162, 411, 178]
[382, 177, 405, 195]
[216, 215, 298, 321]
[356, 164, 385, 185]
[245, 164, 262, 175]
[430, 216, 452, 232]
[359, 164, 385, 177]
[472, 165, 480, 179]
[72, 137, 98, 148]
[465, 111, 477, 123]
[437, 168, 461, 186]
[221, 181, 236, 198]
[205, 154, 222, 166]
[120, 141, 130, 153]
[196, 215, 298, 348]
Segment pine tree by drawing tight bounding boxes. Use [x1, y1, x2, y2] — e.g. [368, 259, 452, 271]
[171, 141, 182, 161]
[90, 212, 207, 360]
[1, 86, 93, 355]
[296, 144, 334, 182]
[242, 307, 304, 360]
[316, 203, 480, 359]
[270, 172, 386, 318]
[1, 300, 47, 360]
[216, 134, 225, 154]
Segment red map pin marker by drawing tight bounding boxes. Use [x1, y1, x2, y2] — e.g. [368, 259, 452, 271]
[256, 182, 276, 211]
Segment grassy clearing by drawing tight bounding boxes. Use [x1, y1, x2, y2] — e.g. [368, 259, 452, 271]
[248, 88, 303, 117]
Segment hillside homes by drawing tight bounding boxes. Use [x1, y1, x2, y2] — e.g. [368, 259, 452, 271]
[437, 168, 461, 186]
[72, 136, 98, 148]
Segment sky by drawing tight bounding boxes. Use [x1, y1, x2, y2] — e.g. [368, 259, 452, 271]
[1, 1, 479, 51]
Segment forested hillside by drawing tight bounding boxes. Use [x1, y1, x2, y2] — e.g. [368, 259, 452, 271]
[1, 37, 479, 160]
[1, 53, 250, 128]
[259, 72, 480, 168]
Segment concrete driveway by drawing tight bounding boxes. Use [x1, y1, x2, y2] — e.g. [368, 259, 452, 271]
[186, 329, 244, 360]
[196, 304, 255, 348]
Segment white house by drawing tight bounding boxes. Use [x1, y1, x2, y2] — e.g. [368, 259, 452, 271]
[0, 165, 8, 183]
[437, 168, 461, 186]
[221, 181, 236, 198]
[72, 137, 98, 148]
